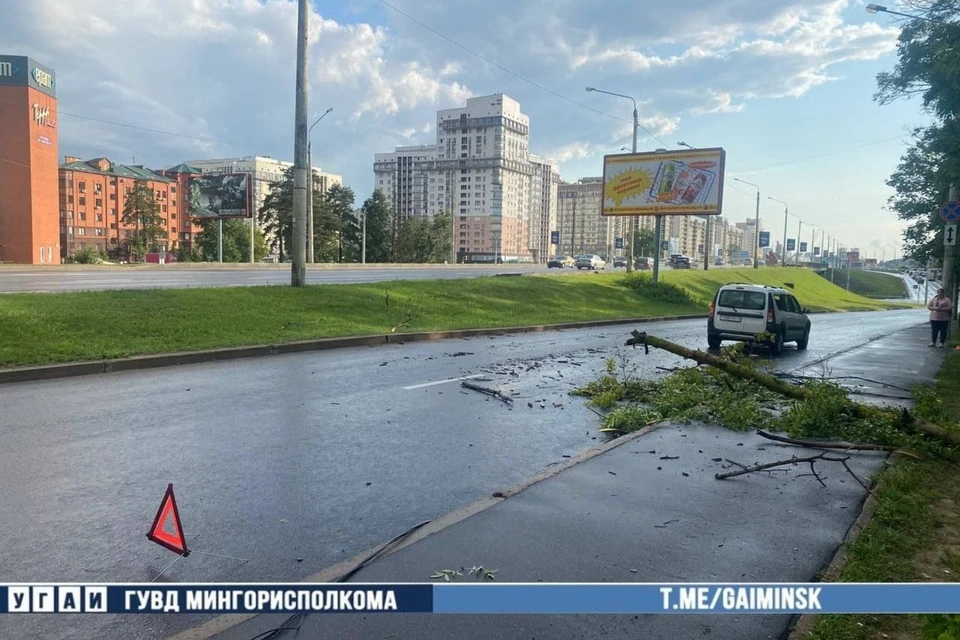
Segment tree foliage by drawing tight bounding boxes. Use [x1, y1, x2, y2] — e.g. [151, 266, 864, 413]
[360, 189, 394, 262]
[318, 184, 358, 263]
[121, 179, 165, 257]
[875, 0, 960, 263]
[393, 211, 452, 263]
[633, 227, 656, 257]
[195, 219, 268, 263]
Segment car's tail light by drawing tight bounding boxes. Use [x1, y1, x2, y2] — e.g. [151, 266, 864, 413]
[709, 302, 715, 318]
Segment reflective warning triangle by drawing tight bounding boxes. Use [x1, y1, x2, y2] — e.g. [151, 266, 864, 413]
[147, 484, 190, 556]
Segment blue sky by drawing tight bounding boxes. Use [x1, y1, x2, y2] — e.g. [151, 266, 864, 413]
[1, 0, 933, 256]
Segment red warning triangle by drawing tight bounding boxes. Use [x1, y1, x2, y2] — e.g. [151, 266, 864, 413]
[147, 484, 190, 556]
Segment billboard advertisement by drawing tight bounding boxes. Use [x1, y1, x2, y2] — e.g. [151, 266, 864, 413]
[550, 230, 560, 245]
[188, 173, 250, 218]
[786, 239, 796, 251]
[601, 148, 725, 216]
[800, 242, 808, 252]
[759, 231, 770, 248]
[846, 251, 860, 262]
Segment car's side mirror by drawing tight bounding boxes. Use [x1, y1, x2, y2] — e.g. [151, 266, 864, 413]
[802, 308, 810, 314]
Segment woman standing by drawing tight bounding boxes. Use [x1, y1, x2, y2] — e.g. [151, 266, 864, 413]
[928, 288, 953, 347]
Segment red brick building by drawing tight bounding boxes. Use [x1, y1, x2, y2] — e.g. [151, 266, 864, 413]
[58, 158, 204, 258]
[0, 55, 60, 264]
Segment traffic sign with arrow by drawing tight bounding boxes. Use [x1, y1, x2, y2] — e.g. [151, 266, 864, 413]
[946, 223, 957, 247]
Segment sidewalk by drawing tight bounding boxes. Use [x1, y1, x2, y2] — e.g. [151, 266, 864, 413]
[201, 325, 943, 640]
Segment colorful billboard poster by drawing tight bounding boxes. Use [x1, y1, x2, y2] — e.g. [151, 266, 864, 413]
[188, 173, 250, 218]
[601, 148, 725, 216]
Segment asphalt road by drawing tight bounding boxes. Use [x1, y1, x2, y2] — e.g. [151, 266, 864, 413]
[0, 309, 926, 640]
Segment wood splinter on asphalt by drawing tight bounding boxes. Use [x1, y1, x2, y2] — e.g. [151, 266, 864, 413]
[461, 381, 514, 405]
[624, 329, 960, 449]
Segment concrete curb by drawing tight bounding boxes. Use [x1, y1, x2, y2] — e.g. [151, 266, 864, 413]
[0, 314, 708, 385]
[785, 453, 899, 640]
[164, 423, 667, 640]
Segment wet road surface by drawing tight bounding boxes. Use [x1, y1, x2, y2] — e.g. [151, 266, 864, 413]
[0, 309, 927, 639]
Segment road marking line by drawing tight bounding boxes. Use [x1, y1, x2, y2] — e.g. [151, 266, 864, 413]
[403, 374, 485, 390]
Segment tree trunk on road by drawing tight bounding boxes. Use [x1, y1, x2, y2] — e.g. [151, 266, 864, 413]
[625, 330, 960, 448]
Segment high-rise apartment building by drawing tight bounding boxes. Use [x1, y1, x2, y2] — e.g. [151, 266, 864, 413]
[0, 55, 59, 263]
[374, 94, 558, 263]
[736, 218, 763, 262]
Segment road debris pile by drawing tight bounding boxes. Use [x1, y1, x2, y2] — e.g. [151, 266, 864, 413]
[570, 330, 960, 459]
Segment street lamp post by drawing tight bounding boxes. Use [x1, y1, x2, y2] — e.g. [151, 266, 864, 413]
[679, 141, 711, 271]
[768, 196, 788, 266]
[795, 219, 803, 266]
[734, 178, 761, 268]
[307, 107, 333, 264]
[586, 86, 639, 275]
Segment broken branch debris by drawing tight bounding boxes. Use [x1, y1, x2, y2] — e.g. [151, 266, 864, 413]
[461, 381, 514, 405]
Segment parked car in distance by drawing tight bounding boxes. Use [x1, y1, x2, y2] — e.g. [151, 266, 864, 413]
[548, 255, 575, 268]
[575, 254, 606, 270]
[613, 256, 627, 268]
[669, 255, 692, 269]
[714, 258, 724, 266]
[707, 283, 811, 355]
[634, 256, 652, 270]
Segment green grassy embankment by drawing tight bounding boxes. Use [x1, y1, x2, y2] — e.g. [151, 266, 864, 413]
[816, 268, 909, 299]
[661, 267, 911, 311]
[0, 268, 906, 368]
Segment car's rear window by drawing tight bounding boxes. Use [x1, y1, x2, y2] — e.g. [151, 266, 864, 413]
[718, 290, 766, 311]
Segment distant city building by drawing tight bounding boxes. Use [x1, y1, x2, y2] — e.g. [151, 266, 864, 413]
[59, 157, 191, 257]
[557, 178, 614, 257]
[182, 156, 342, 220]
[736, 218, 763, 261]
[374, 94, 558, 263]
[0, 54, 59, 263]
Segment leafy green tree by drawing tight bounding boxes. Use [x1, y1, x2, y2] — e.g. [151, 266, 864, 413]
[320, 184, 358, 262]
[633, 227, 656, 257]
[360, 189, 394, 262]
[259, 168, 294, 260]
[121, 179, 165, 257]
[196, 219, 268, 262]
[394, 212, 452, 263]
[65, 246, 107, 264]
[874, 0, 960, 263]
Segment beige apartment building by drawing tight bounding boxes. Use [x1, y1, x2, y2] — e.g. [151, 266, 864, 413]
[374, 94, 558, 263]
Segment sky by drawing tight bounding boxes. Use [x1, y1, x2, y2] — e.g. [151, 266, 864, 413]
[1, 0, 938, 257]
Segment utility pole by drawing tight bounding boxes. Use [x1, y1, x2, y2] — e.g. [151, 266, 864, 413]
[795, 219, 802, 266]
[291, 0, 309, 287]
[218, 218, 223, 263]
[945, 183, 958, 326]
[753, 191, 760, 268]
[628, 107, 638, 274]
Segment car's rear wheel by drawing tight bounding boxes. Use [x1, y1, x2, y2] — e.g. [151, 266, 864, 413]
[797, 325, 810, 350]
[771, 328, 785, 355]
[707, 334, 721, 349]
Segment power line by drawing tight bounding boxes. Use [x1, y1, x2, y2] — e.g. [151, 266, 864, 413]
[58, 111, 235, 145]
[376, 0, 673, 148]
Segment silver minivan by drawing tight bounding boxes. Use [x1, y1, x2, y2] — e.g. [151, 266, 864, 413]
[707, 284, 811, 354]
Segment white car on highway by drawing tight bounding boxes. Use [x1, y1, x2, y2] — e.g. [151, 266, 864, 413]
[575, 254, 606, 270]
[708, 283, 811, 354]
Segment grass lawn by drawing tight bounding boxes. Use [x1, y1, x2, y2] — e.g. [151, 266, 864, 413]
[0, 268, 905, 368]
[660, 267, 911, 311]
[817, 268, 909, 299]
[805, 335, 960, 640]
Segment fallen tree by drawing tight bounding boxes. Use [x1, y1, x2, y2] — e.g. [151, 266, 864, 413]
[624, 330, 960, 449]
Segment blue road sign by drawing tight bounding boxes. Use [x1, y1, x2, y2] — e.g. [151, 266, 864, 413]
[551, 230, 560, 245]
[759, 231, 770, 248]
[814, 247, 820, 256]
[661, 240, 670, 250]
[941, 202, 960, 223]
[615, 237, 623, 249]
[800, 242, 808, 252]
[786, 238, 796, 251]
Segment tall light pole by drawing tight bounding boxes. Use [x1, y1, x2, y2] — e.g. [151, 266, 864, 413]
[291, 0, 309, 286]
[768, 196, 788, 267]
[795, 218, 803, 266]
[307, 107, 333, 264]
[866, 3, 956, 319]
[734, 178, 761, 268]
[587, 86, 639, 275]
[679, 141, 711, 271]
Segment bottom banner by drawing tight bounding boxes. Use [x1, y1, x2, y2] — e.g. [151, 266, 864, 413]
[3, 583, 960, 614]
